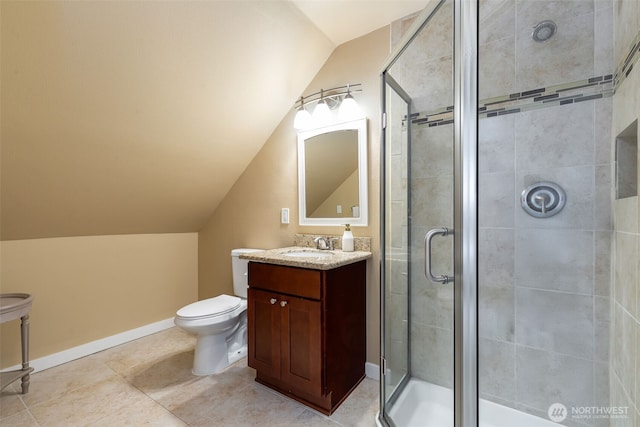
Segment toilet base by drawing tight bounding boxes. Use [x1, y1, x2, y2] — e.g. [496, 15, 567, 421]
[192, 334, 229, 375]
[191, 333, 247, 376]
[228, 345, 247, 366]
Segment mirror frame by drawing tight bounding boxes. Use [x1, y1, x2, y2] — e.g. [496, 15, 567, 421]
[297, 118, 368, 226]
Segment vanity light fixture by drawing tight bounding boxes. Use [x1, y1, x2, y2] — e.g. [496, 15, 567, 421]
[293, 83, 363, 130]
[338, 85, 363, 121]
[312, 89, 332, 126]
[293, 97, 312, 130]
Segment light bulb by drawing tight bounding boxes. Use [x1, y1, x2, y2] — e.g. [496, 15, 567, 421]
[312, 100, 331, 126]
[339, 94, 362, 121]
[293, 107, 311, 130]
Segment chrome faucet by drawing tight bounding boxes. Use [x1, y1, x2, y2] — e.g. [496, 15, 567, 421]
[314, 236, 335, 250]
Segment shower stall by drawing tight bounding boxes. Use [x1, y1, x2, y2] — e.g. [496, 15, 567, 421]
[379, 0, 625, 425]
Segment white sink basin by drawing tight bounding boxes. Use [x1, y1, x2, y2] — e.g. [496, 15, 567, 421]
[283, 251, 334, 258]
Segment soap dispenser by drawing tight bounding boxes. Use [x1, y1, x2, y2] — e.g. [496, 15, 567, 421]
[342, 224, 354, 252]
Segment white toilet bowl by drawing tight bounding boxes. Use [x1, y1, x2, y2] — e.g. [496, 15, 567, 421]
[174, 294, 247, 375]
[174, 248, 262, 375]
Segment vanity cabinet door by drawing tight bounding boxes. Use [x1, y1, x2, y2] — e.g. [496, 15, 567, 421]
[279, 296, 322, 396]
[248, 288, 322, 396]
[247, 288, 281, 379]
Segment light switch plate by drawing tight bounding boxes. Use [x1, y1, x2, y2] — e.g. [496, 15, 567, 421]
[281, 208, 290, 224]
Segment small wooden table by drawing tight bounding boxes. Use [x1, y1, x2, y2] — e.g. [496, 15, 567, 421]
[0, 293, 34, 394]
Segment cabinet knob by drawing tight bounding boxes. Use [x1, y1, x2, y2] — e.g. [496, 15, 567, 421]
[280, 301, 288, 307]
[270, 298, 277, 305]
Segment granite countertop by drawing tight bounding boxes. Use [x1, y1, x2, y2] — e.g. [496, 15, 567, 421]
[240, 246, 372, 271]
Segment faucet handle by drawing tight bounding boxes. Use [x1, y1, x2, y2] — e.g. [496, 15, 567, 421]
[328, 237, 339, 250]
[314, 236, 328, 250]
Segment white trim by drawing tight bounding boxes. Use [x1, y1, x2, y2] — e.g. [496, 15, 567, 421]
[1, 318, 175, 374]
[365, 362, 380, 380]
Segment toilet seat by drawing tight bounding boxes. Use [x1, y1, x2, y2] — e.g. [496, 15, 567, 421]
[176, 294, 241, 321]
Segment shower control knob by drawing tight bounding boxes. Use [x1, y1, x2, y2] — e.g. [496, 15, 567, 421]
[534, 194, 549, 214]
[521, 181, 566, 218]
[280, 301, 288, 307]
[270, 298, 277, 305]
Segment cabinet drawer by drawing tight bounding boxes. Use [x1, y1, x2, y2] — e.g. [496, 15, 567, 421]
[248, 262, 322, 300]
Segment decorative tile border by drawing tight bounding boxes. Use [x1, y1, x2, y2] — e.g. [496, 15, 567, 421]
[408, 73, 614, 127]
[614, 29, 640, 91]
[406, 29, 638, 127]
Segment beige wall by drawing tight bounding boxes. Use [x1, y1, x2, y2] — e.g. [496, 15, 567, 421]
[199, 26, 389, 364]
[0, 233, 198, 368]
[0, 1, 333, 241]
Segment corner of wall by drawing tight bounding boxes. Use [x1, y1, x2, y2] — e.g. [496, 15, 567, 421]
[197, 26, 390, 365]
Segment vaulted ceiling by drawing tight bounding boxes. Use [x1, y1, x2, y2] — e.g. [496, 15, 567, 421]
[0, 0, 426, 241]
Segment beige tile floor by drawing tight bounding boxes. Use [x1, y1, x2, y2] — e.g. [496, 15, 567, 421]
[0, 327, 379, 426]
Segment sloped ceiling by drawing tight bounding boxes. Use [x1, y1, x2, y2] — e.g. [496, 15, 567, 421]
[291, 0, 427, 45]
[0, 0, 426, 241]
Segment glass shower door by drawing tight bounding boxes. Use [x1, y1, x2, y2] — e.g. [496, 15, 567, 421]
[379, 1, 456, 426]
[381, 75, 411, 407]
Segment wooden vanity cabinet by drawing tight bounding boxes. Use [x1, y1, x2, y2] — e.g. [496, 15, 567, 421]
[247, 260, 366, 415]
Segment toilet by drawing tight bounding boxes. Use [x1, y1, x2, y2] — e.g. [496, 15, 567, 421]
[174, 248, 262, 375]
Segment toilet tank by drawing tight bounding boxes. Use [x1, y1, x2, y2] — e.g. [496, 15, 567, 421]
[231, 248, 263, 298]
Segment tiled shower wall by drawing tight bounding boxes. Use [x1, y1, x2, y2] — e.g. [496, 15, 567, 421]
[476, 4, 614, 423]
[387, 0, 624, 424]
[610, 1, 640, 426]
[476, 102, 612, 425]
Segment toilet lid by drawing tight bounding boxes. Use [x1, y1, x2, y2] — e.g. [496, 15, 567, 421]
[176, 294, 241, 319]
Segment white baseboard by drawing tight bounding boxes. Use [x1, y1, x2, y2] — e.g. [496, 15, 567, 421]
[366, 362, 380, 381]
[4, 321, 383, 381]
[1, 318, 175, 374]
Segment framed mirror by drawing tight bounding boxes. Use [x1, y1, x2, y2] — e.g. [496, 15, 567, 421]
[298, 118, 367, 226]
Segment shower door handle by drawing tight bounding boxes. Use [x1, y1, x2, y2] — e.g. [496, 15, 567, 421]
[424, 227, 452, 284]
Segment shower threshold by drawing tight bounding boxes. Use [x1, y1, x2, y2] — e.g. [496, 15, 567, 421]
[382, 379, 562, 427]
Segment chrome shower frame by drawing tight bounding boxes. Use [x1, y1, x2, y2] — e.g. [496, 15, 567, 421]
[453, 0, 478, 425]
